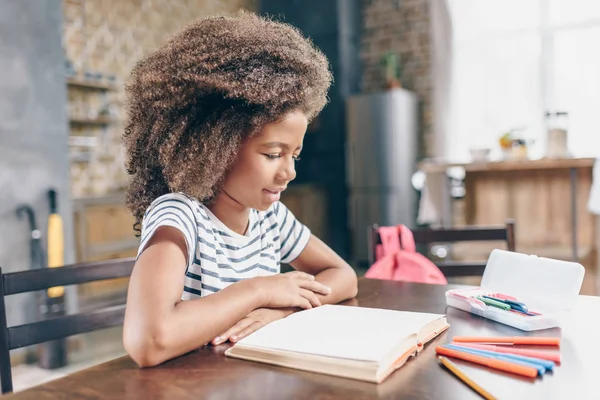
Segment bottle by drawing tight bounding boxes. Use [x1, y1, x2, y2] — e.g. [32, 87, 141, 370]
[546, 111, 569, 158]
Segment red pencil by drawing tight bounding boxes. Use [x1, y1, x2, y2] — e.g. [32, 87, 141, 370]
[452, 336, 560, 347]
[451, 342, 561, 363]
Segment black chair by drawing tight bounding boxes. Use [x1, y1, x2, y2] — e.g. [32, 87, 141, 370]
[368, 220, 515, 277]
[0, 257, 135, 394]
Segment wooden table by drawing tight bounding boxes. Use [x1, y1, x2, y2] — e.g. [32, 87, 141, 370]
[7, 278, 600, 399]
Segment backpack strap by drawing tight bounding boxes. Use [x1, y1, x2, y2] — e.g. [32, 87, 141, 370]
[398, 225, 416, 252]
[377, 226, 402, 257]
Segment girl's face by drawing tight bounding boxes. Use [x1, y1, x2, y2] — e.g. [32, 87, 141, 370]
[220, 109, 307, 211]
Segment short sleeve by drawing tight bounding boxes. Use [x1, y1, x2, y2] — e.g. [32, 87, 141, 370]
[137, 193, 197, 269]
[275, 202, 311, 263]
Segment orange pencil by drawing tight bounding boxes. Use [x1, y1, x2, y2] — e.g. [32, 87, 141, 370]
[452, 336, 560, 347]
[435, 346, 539, 378]
[451, 342, 561, 363]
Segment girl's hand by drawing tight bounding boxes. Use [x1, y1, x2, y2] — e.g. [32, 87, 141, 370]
[252, 271, 331, 310]
[212, 307, 296, 345]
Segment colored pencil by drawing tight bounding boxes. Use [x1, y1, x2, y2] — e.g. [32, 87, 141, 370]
[438, 356, 497, 400]
[451, 342, 561, 363]
[435, 346, 539, 378]
[452, 336, 560, 346]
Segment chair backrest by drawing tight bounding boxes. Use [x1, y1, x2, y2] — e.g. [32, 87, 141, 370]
[368, 220, 515, 277]
[0, 257, 135, 394]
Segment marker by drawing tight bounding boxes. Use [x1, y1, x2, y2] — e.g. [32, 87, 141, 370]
[483, 296, 529, 313]
[476, 296, 511, 311]
[489, 293, 517, 301]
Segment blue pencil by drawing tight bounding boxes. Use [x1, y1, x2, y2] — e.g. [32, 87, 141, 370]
[443, 344, 547, 375]
[446, 344, 555, 371]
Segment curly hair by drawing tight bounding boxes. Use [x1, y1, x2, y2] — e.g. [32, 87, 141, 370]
[123, 11, 332, 235]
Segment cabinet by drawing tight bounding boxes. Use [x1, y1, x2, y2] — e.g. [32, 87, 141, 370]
[72, 193, 138, 307]
[280, 184, 328, 243]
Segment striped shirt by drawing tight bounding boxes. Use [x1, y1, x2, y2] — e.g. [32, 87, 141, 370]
[136, 192, 311, 300]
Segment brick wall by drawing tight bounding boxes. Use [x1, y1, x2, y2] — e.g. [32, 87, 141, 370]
[360, 0, 433, 156]
[62, 0, 256, 197]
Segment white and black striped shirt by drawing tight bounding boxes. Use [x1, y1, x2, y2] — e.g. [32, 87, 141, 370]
[137, 192, 311, 300]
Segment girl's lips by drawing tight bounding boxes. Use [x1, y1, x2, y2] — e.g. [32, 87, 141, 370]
[262, 189, 281, 202]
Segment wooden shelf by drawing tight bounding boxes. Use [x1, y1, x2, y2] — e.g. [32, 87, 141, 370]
[69, 136, 98, 147]
[419, 157, 596, 174]
[67, 77, 116, 91]
[70, 150, 92, 163]
[70, 117, 115, 126]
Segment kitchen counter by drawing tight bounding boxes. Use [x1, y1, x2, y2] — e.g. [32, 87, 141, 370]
[419, 157, 597, 282]
[419, 156, 595, 173]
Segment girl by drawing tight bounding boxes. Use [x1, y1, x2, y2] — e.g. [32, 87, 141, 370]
[122, 11, 358, 367]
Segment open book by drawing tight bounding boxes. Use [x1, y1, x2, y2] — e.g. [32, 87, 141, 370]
[224, 305, 449, 383]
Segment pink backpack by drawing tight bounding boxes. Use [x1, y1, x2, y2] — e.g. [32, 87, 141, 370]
[365, 225, 448, 285]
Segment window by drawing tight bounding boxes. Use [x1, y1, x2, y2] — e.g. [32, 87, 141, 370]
[447, 0, 600, 160]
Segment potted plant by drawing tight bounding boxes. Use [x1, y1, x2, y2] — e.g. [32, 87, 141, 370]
[381, 52, 403, 90]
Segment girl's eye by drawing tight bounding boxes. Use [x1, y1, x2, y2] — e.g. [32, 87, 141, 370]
[264, 153, 281, 160]
[263, 153, 301, 161]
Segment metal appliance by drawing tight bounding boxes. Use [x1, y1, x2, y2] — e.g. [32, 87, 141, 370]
[346, 88, 420, 267]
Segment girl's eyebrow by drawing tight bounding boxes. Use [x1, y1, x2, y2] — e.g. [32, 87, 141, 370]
[261, 142, 302, 151]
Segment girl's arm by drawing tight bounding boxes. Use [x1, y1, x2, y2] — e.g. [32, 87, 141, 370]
[213, 234, 358, 344]
[290, 234, 358, 304]
[123, 226, 329, 367]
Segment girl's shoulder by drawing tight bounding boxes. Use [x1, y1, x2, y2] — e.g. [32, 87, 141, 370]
[148, 191, 196, 206]
[145, 192, 205, 219]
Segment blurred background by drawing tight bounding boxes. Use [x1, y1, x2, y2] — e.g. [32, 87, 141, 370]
[2, 0, 600, 391]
